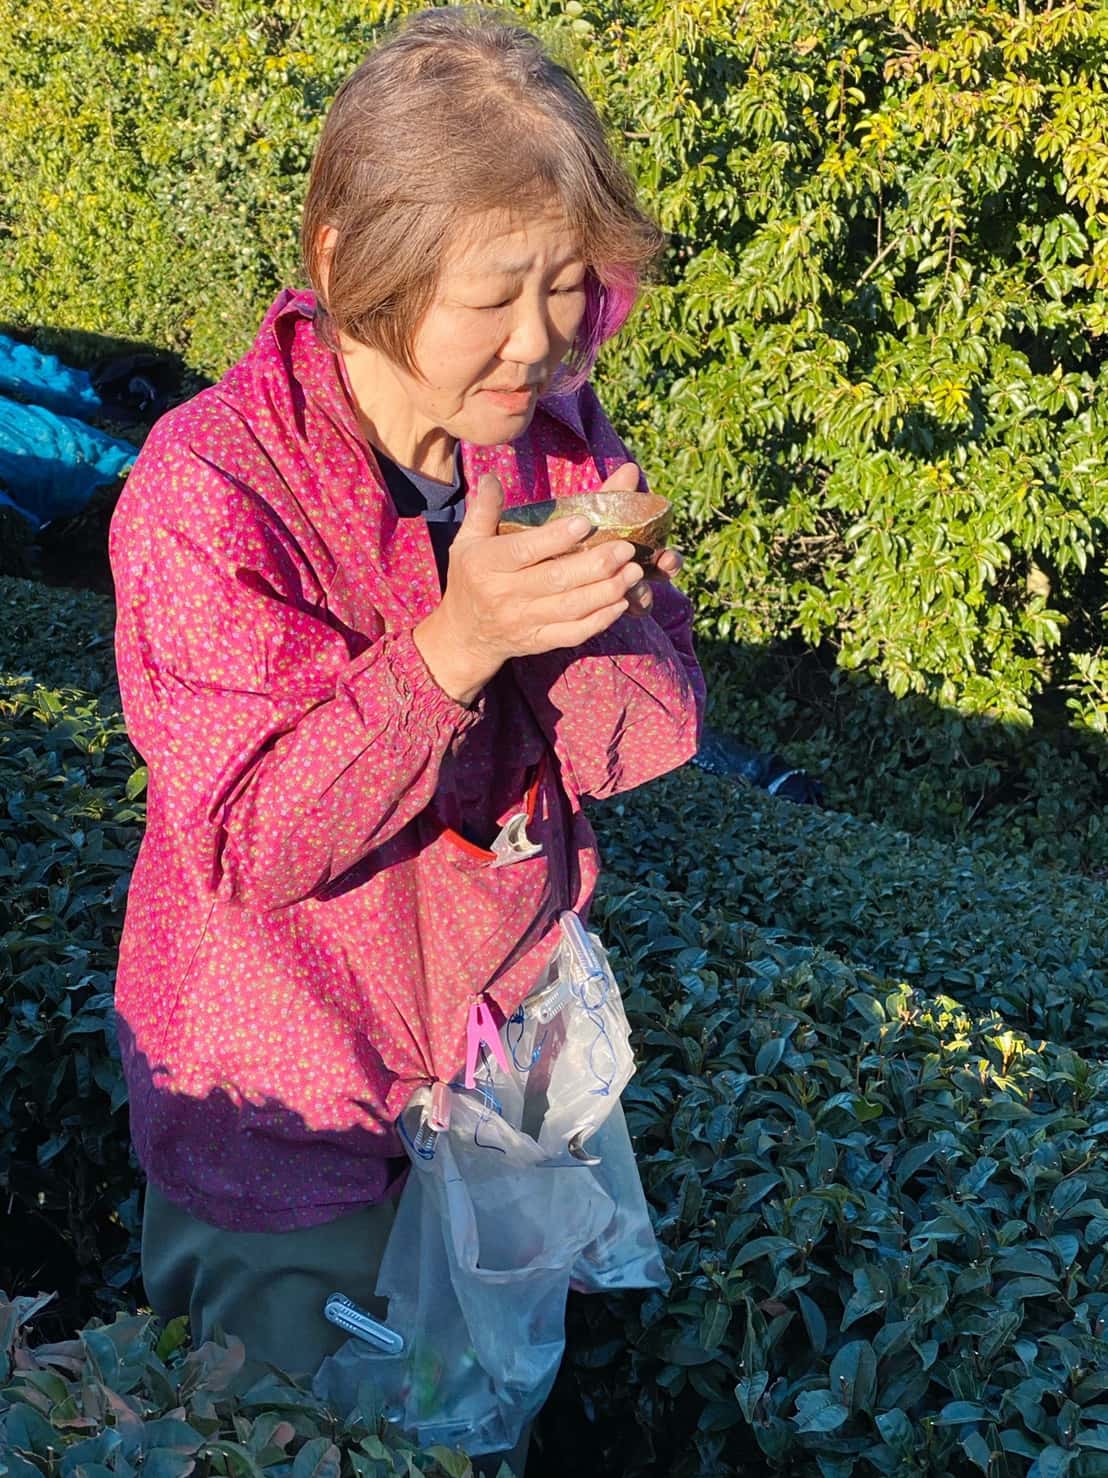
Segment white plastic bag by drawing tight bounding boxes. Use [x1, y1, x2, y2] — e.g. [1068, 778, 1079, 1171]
[314, 1114, 508, 1453]
[570, 1099, 667, 1293]
[313, 917, 666, 1456]
[315, 1085, 613, 1452]
[489, 916, 635, 1155]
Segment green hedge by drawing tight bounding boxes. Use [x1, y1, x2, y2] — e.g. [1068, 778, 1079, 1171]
[0, 670, 142, 1312]
[697, 637, 1108, 876]
[0, 582, 136, 1314]
[8, 580, 1108, 1474]
[0, 578, 119, 697]
[5, 0, 1108, 726]
[566, 888, 1108, 1477]
[594, 762, 1108, 1052]
[0, 1294, 480, 1478]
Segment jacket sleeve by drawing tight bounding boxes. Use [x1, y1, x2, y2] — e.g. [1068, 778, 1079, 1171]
[509, 388, 706, 803]
[110, 426, 480, 912]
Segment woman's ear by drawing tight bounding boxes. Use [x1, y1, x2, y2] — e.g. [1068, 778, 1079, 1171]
[316, 224, 338, 297]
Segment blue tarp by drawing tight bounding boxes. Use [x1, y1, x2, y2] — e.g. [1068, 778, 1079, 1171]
[693, 725, 823, 805]
[0, 398, 136, 528]
[0, 334, 103, 421]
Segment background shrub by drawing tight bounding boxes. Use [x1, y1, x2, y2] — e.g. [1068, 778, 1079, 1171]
[5, 0, 1108, 728]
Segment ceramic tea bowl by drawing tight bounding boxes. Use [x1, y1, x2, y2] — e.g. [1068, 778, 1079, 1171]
[497, 489, 673, 572]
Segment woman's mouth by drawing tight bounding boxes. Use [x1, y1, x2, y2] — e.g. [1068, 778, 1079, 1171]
[481, 386, 537, 413]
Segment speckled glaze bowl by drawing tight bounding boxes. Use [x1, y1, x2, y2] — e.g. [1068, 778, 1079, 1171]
[498, 489, 673, 572]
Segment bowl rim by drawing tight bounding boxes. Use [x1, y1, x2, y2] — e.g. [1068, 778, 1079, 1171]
[499, 489, 671, 522]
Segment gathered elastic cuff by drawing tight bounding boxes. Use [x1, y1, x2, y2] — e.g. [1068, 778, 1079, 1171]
[381, 625, 485, 741]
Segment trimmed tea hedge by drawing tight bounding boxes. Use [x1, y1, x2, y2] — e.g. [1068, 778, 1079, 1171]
[0, 577, 118, 697]
[567, 882, 1108, 1478]
[697, 639, 1108, 878]
[0, 670, 143, 1310]
[594, 764, 1108, 1055]
[7, 581, 1108, 1475]
[0, 1293, 480, 1478]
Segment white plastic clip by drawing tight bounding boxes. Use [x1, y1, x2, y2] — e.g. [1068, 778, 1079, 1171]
[323, 1293, 405, 1354]
[491, 811, 543, 868]
[558, 910, 605, 985]
[533, 976, 574, 1023]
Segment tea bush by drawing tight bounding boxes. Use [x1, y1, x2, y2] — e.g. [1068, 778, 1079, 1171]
[7, 580, 1108, 1475]
[0, 680, 143, 1309]
[557, 881, 1108, 1478]
[5, 0, 1108, 726]
[0, 1293, 479, 1478]
[594, 763, 1108, 1054]
[0, 577, 118, 697]
[697, 639, 1108, 876]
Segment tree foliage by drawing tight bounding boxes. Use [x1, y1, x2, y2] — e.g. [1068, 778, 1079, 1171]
[4, 0, 1108, 720]
[571, 0, 1108, 727]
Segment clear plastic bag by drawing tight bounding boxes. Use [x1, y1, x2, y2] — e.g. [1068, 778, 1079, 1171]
[570, 1099, 668, 1293]
[490, 917, 635, 1156]
[314, 1119, 510, 1453]
[313, 917, 666, 1456]
[315, 1085, 614, 1453]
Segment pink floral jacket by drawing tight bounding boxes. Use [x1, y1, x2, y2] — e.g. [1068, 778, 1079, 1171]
[109, 289, 705, 1230]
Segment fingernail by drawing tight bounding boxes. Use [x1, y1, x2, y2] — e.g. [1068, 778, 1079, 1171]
[566, 516, 594, 539]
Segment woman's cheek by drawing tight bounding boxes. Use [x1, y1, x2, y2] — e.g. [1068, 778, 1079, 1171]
[553, 297, 587, 356]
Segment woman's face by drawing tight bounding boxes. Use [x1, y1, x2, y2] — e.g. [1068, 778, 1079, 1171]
[336, 203, 589, 474]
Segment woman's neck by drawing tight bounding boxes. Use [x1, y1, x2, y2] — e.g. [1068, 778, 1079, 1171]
[338, 335, 457, 481]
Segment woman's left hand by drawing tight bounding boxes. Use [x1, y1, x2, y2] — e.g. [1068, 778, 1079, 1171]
[629, 546, 684, 615]
[600, 463, 683, 618]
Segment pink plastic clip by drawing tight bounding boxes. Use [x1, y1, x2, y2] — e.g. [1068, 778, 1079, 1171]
[463, 998, 510, 1089]
[429, 1080, 451, 1133]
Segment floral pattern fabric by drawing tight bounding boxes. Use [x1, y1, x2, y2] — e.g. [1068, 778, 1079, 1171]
[109, 289, 705, 1230]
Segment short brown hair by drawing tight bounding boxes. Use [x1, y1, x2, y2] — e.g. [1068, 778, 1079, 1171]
[300, 6, 663, 385]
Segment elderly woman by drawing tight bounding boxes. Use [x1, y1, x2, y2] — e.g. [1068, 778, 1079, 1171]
[109, 5, 704, 1464]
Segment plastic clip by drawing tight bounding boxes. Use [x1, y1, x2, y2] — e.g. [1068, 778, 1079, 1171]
[490, 811, 543, 868]
[533, 975, 574, 1023]
[323, 1293, 405, 1354]
[559, 910, 606, 986]
[464, 998, 510, 1089]
[429, 1080, 452, 1133]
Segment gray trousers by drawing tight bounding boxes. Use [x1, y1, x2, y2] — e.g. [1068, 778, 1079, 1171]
[141, 1182, 532, 1475]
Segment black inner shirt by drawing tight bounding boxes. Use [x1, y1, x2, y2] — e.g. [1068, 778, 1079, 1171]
[374, 443, 466, 592]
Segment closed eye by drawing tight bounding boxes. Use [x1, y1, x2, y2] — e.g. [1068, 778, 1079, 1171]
[472, 282, 584, 309]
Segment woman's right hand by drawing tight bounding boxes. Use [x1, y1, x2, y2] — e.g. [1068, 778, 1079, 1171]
[413, 470, 644, 706]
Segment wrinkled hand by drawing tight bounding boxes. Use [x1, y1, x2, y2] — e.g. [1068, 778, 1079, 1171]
[413, 465, 648, 705]
[627, 543, 684, 616]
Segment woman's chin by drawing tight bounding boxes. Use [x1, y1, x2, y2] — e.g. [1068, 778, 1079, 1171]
[462, 404, 539, 445]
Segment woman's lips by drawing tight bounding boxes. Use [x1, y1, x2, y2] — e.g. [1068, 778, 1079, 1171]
[482, 386, 537, 413]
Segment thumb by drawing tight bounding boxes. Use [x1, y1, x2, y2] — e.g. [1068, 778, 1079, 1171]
[459, 472, 505, 540]
[600, 461, 643, 492]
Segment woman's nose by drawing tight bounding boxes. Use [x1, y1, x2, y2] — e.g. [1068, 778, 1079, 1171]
[501, 300, 553, 366]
